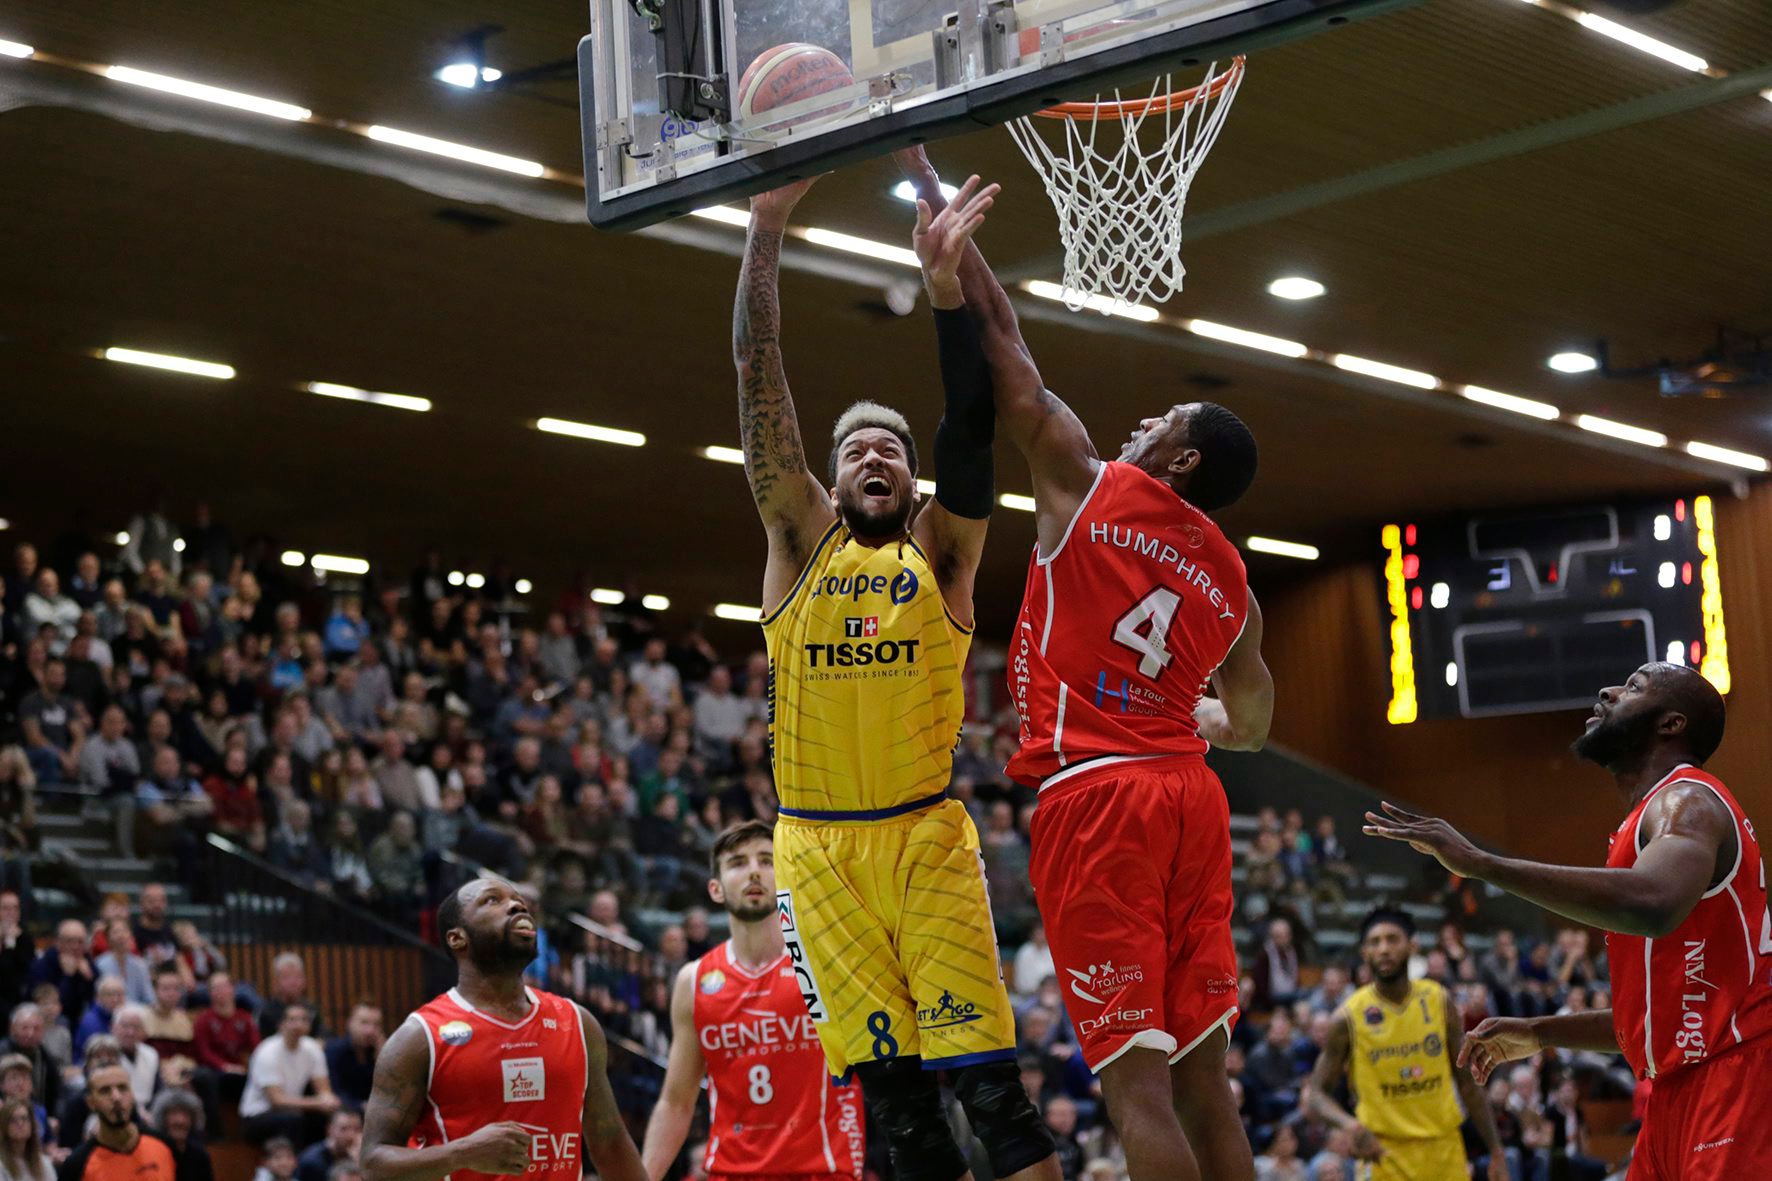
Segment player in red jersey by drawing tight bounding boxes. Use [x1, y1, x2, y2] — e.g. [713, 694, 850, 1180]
[642, 821, 864, 1180]
[901, 153, 1273, 1181]
[1365, 662, 1772, 1179]
[360, 878, 645, 1181]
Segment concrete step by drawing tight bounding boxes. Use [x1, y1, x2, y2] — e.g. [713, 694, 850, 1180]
[1365, 873, 1409, 893]
[1227, 813, 1259, 834]
[41, 835, 115, 856]
[36, 812, 92, 832]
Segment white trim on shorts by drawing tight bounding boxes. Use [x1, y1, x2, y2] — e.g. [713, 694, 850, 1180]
[1037, 752, 1168, 794]
[1169, 1004, 1238, 1065]
[1091, 1028, 1180, 1074]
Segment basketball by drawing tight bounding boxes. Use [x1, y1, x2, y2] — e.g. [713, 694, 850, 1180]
[735, 42, 853, 127]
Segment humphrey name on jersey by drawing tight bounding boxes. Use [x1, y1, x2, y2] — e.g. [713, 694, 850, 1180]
[1088, 523, 1238, 622]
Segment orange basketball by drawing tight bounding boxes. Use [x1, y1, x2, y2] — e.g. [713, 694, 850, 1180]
[736, 43, 854, 126]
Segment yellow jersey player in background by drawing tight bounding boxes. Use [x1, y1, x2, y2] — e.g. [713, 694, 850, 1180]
[1308, 908, 1507, 1181]
[732, 165, 1058, 1181]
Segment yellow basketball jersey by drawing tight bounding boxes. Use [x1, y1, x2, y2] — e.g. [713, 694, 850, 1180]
[1343, 979, 1464, 1141]
[762, 521, 971, 818]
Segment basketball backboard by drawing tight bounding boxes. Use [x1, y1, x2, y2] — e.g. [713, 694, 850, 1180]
[579, 0, 1417, 231]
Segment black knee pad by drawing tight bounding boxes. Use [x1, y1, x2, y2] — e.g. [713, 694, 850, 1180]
[952, 1059, 1056, 1177]
[852, 1057, 968, 1181]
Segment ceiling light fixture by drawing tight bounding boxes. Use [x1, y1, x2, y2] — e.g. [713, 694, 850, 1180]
[700, 445, 745, 464]
[916, 479, 937, 496]
[102, 347, 235, 380]
[535, 417, 646, 447]
[1022, 280, 1160, 322]
[1547, 351, 1598, 373]
[1331, 353, 1438, 390]
[114, 532, 130, 545]
[797, 226, 920, 268]
[891, 180, 960, 203]
[514, 578, 533, 594]
[104, 65, 311, 120]
[311, 553, 370, 575]
[1685, 441, 1769, 472]
[172, 538, 186, 553]
[998, 493, 1037, 512]
[641, 594, 671, 611]
[590, 588, 625, 605]
[1246, 536, 1320, 560]
[0, 39, 33, 58]
[435, 63, 502, 88]
[447, 570, 465, 587]
[1574, 12, 1708, 73]
[306, 381, 432, 412]
[713, 603, 760, 622]
[1183, 319, 1309, 358]
[1460, 384, 1559, 421]
[0, 519, 9, 531]
[1266, 276, 1325, 300]
[689, 206, 751, 228]
[465, 572, 486, 589]
[1575, 414, 1667, 448]
[365, 124, 544, 177]
[280, 550, 305, 567]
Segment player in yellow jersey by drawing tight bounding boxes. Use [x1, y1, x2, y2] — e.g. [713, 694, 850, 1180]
[731, 169, 1058, 1181]
[1308, 908, 1507, 1181]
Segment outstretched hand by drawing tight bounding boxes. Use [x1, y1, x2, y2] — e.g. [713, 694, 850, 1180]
[912, 173, 998, 307]
[1362, 802, 1489, 879]
[748, 175, 819, 230]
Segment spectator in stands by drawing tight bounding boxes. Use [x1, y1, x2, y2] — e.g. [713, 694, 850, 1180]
[1305, 964, 1351, 1015]
[149, 1090, 213, 1181]
[0, 1058, 47, 1148]
[365, 814, 424, 922]
[93, 925, 152, 1008]
[0, 893, 31, 1012]
[323, 599, 368, 662]
[57, 1060, 175, 1181]
[1252, 917, 1302, 1010]
[142, 967, 195, 1068]
[170, 924, 223, 989]
[322, 814, 372, 906]
[1252, 1123, 1307, 1181]
[111, 1006, 159, 1109]
[1042, 1096, 1084, 1179]
[980, 801, 1035, 942]
[628, 638, 680, 711]
[78, 708, 139, 796]
[193, 973, 256, 1106]
[0, 756, 36, 893]
[268, 803, 329, 891]
[1550, 928, 1600, 993]
[252, 1136, 299, 1181]
[256, 957, 323, 1041]
[322, 1006, 381, 1113]
[239, 1003, 337, 1147]
[24, 988, 69, 1078]
[23, 572, 79, 657]
[73, 977, 126, 1061]
[19, 659, 85, 785]
[689, 666, 746, 767]
[1012, 924, 1055, 1001]
[1, 1095, 53, 1181]
[204, 748, 264, 847]
[1244, 1009, 1305, 1122]
[295, 1110, 360, 1181]
[369, 734, 421, 814]
[133, 747, 212, 868]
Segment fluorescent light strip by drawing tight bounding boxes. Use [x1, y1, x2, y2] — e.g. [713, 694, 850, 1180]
[1548, 351, 1598, 373]
[280, 550, 305, 567]
[641, 594, 670, 611]
[1246, 536, 1320, 560]
[0, 39, 33, 58]
[713, 602, 760, 622]
[1574, 12, 1708, 73]
[998, 493, 1036, 512]
[1183, 319, 1308, 358]
[797, 226, 920, 268]
[1331, 353, 1438, 390]
[701, 445, 745, 464]
[365, 124, 544, 177]
[1576, 414, 1666, 448]
[689, 206, 751, 228]
[311, 553, 370, 575]
[535, 417, 646, 447]
[590, 588, 625, 605]
[1686, 441, 1769, 472]
[1266, 276, 1324, 300]
[916, 479, 936, 496]
[306, 381, 431, 413]
[102, 347, 235, 380]
[1460, 385, 1559, 421]
[105, 65, 311, 120]
[1023, 280, 1159, 322]
[891, 180, 960, 203]
[0, 519, 9, 531]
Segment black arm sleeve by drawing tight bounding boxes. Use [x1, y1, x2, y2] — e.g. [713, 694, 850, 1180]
[931, 306, 996, 521]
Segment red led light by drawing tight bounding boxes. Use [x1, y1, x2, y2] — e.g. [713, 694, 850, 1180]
[1405, 525, 1417, 547]
[1682, 562, 1693, 586]
[1547, 563, 1559, 584]
[1411, 586, 1423, 609]
[1675, 499, 1686, 522]
[1403, 554, 1420, 580]
[1691, 641, 1703, 664]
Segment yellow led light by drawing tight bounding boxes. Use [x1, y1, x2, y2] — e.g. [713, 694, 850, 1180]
[1693, 496, 1729, 695]
[1382, 524, 1418, 724]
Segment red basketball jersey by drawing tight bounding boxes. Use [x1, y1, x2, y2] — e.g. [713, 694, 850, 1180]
[1006, 461, 1249, 786]
[406, 987, 588, 1181]
[1606, 764, 1772, 1080]
[692, 940, 864, 1177]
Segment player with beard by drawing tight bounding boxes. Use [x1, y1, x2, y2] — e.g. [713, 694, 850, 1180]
[1366, 662, 1772, 1178]
[641, 821, 864, 1180]
[732, 172, 1056, 1181]
[1306, 908, 1506, 1181]
[360, 879, 645, 1181]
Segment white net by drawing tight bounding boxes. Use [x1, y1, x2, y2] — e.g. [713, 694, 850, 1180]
[1006, 58, 1244, 313]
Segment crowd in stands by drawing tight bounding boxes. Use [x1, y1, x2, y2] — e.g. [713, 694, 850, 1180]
[0, 512, 1633, 1181]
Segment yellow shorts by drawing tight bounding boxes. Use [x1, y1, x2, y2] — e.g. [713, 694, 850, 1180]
[1358, 1132, 1469, 1181]
[774, 798, 1017, 1074]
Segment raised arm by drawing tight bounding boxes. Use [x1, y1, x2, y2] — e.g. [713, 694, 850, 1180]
[897, 152, 1098, 553]
[1458, 1010, 1620, 1085]
[578, 1004, 647, 1181]
[1303, 1012, 1383, 1162]
[1445, 999, 1508, 1181]
[639, 965, 705, 1181]
[736, 182, 838, 610]
[360, 1020, 532, 1181]
[1364, 781, 1733, 937]
[1194, 591, 1273, 752]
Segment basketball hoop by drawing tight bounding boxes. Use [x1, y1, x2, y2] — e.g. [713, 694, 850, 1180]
[1006, 57, 1244, 312]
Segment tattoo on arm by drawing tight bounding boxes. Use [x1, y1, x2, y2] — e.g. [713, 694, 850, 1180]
[734, 227, 811, 519]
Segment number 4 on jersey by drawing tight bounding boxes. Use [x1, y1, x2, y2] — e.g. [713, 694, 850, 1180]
[1113, 588, 1182, 680]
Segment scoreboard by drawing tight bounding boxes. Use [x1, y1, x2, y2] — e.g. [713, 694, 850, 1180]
[1380, 495, 1731, 722]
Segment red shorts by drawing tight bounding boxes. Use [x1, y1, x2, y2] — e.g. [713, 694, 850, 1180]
[1027, 755, 1240, 1071]
[1630, 1036, 1772, 1179]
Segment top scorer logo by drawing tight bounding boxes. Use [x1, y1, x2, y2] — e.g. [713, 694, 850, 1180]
[501, 1057, 545, 1102]
[845, 617, 879, 638]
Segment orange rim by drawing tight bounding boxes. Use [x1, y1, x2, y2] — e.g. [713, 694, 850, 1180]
[1033, 56, 1243, 120]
